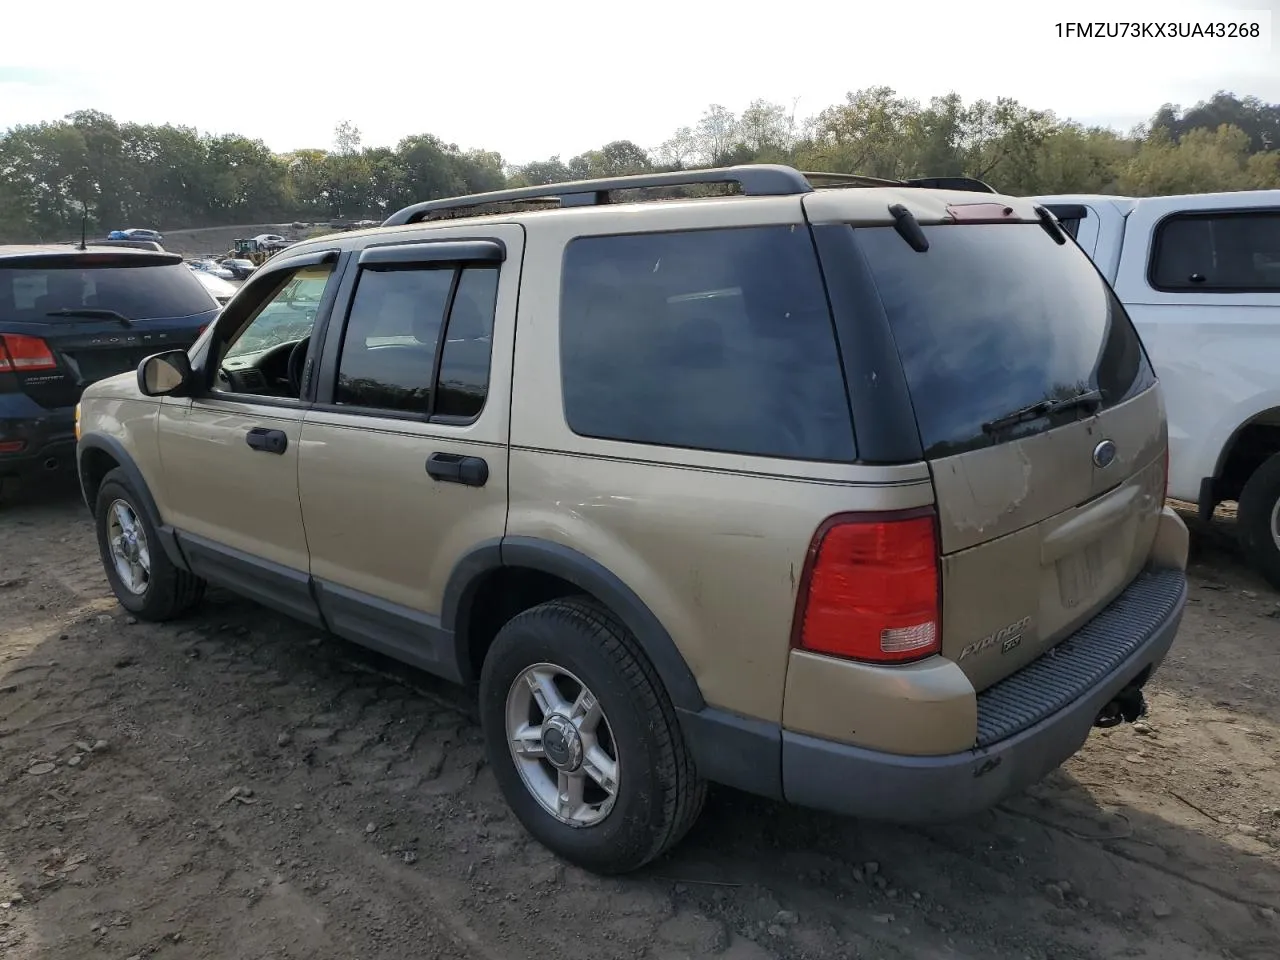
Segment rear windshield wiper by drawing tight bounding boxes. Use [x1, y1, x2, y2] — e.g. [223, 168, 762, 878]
[982, 389, 1104, 435]
[45, 308, 133, 327]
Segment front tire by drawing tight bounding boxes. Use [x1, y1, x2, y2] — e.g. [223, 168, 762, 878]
[1237, 452, 1280, 590]
[94, 468, 206, 620]
[479, 597, 706, 875]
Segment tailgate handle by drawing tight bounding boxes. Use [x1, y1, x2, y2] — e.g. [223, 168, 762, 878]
[1041, 485, 1139, 563]
[426, 452, 488, 487]
[245, 427, 288, 455]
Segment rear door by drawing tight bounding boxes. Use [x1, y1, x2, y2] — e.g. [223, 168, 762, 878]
[0, 252, 218, 410]
[853, 216, 1166, 692]
[296, 227, 521, 679]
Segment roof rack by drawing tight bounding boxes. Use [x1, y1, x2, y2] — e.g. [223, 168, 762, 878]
[381, 164, 997, 226]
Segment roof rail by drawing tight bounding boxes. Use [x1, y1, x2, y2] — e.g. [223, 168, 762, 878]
[903, 176, 996, 193]
[382, 164, 814, 226]
[381, 164, 999, 227]
[800, 170, 906, 188]
[802, 171, 996, 194]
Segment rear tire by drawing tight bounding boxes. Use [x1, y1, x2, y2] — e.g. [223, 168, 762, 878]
[94, 468, 206, 620]
[479, 597, 706, 875]
[1236, 452, 1280, 590]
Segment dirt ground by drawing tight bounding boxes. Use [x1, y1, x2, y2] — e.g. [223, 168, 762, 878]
[0, 483, 1276, 960]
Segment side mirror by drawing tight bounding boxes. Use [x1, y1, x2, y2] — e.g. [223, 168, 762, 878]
[137, 349, 193, 397]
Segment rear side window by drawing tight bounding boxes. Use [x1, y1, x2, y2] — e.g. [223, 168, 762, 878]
[857, 223, 1156, 459]
[559, 226, 854, 461]
[1150, 211, 1280, 292]
[334, 264, 497, 419]
[0, 263, 214, 320]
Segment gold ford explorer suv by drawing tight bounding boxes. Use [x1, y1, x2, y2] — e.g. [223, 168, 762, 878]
[75, 165, 1190, 874]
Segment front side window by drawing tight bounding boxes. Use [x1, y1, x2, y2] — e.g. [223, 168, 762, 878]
[224, 265, 333, 361]
[214, 262, 335, 400]
[1150, 211, 1280, 292]
[558, 226, 854, 462]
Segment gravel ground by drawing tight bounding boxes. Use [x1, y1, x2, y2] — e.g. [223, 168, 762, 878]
[0, 482, 1277, 960]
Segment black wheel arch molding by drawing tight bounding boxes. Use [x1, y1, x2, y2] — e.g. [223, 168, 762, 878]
[441, 536, 783, 800]
[76, 432, 190, 571]
[442, 536, 706, 713]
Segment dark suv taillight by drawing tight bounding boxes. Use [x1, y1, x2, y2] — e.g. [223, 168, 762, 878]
[0, 334, 57, 373]
[791, 508, 941, 663]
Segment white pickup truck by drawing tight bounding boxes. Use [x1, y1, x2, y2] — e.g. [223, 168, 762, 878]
[1032, 190, 1280, 584]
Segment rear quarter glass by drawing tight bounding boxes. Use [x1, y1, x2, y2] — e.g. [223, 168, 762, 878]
[855, 223, 1156, 459]
[558, 224, 856, 462]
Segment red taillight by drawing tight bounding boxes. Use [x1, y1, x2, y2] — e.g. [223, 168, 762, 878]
[0, 334, 57, 373]
[792, 509, 941, 664]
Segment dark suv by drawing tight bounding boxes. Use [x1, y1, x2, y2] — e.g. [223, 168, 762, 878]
[1, 245, 219, 501]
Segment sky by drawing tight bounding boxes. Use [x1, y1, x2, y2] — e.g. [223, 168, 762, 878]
[1, 0, 1277, 165]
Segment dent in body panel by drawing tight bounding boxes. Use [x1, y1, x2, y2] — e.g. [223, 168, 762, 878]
[506, 448, 934, 723]
[941, 451, 1166, 692]
[932, 386, 1165, 554]
[782, 649, 978, 755]
[934, 440, 1033, 538]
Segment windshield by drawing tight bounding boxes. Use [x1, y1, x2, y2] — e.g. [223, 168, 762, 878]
[0, 262, 215, 321]
[857, 222, 1156, 459]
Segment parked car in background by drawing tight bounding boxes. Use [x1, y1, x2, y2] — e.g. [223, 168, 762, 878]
[188, 258, 235, 280]
[220, 258, 257, 280]
[190, 270, 238, 306]
[1, 244, 218, 502]
[121, 228, 164, 245]
[1034, 189, 1280, 586]
[77, 165, 1188, 874]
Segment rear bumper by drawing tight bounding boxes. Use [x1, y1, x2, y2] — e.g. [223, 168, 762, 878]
[780, 567, 1188, 822]
[0, 395, 77, 481]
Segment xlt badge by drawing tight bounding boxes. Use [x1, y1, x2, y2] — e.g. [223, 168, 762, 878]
[957, 615, 1032, 662]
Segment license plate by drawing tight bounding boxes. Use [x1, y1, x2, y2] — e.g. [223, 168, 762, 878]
[1056, 540, 1106, 609]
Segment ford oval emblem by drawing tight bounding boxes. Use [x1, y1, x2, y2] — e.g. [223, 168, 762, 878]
[1092, 439, 1118, 469]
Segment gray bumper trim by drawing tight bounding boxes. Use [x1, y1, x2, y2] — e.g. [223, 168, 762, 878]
[781, 568, 1188, 823]
[975, 567, 1187, 746]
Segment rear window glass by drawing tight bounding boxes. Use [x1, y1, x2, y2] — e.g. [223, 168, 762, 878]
[0, 262, 214, 320]
[559, 225, 854, 461]
[857, 223, 1156, 459]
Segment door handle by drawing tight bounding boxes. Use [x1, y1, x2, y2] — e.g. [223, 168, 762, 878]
[426, 452, 488, 487]
[245, 427, 288, 455]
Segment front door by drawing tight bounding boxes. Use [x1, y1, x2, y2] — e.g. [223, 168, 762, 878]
[157, 252, 348, 625]
[297, 226, 522, 679]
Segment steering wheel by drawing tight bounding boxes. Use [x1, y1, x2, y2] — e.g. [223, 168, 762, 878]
[287, 336, 311, 397]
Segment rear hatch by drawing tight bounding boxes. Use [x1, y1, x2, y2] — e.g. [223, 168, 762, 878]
[854, 210, 1166, 692]
[0, 251, 218, 408]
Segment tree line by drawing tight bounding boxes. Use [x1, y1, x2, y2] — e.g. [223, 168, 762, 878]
[1, 90, 1278, 242]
